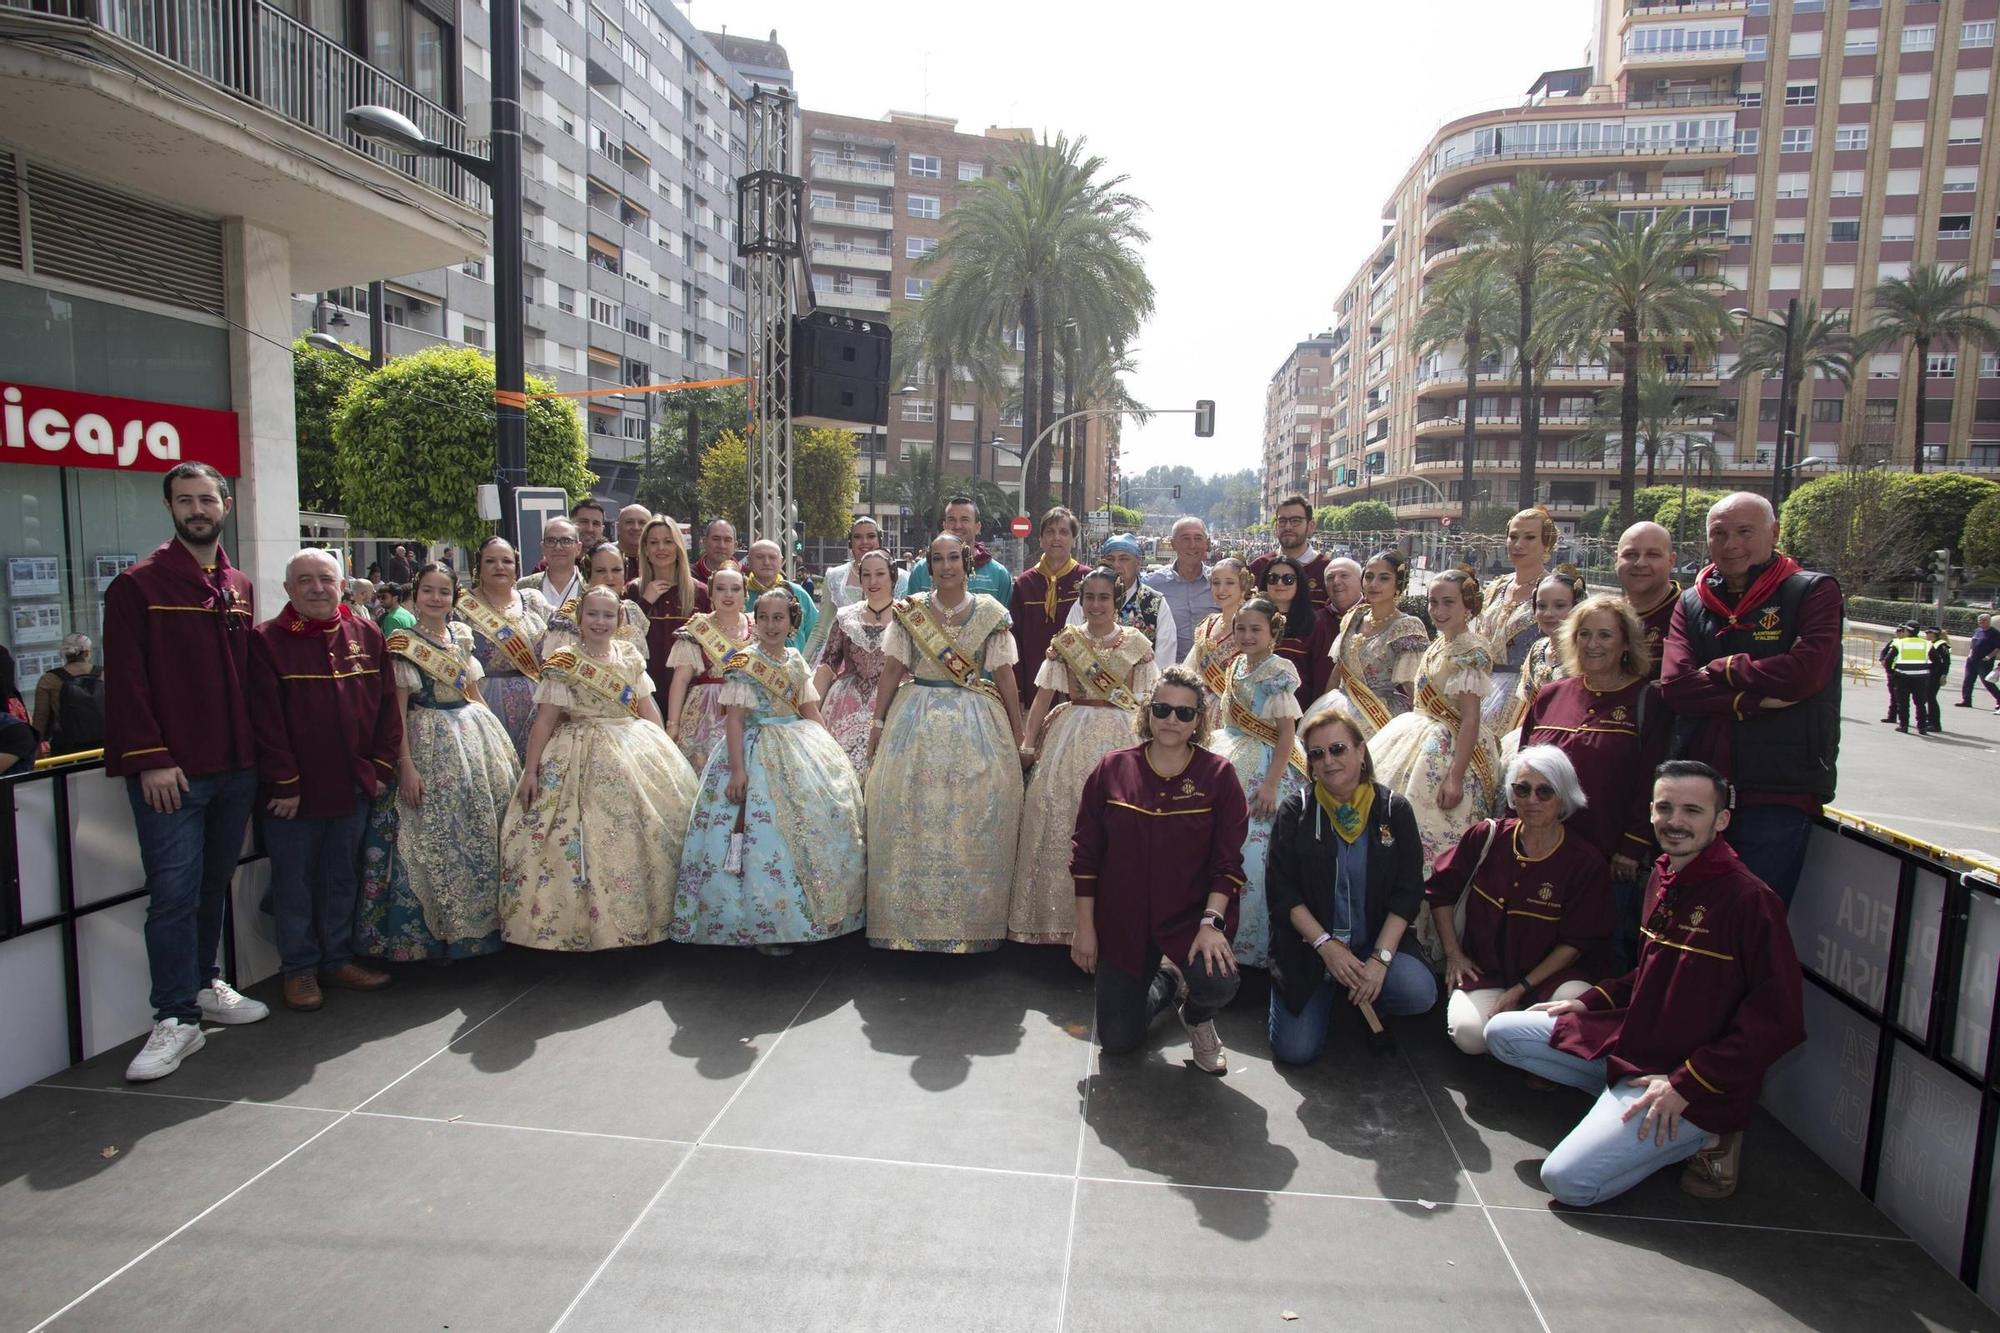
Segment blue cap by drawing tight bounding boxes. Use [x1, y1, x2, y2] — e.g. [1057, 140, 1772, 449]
[1101, 532, 1143, 558]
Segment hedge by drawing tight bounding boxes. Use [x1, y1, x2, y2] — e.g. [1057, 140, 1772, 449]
[1846, 594, 1987, 636]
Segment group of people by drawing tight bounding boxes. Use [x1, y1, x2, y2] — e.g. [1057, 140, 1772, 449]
[103, 466, 1830, 1212]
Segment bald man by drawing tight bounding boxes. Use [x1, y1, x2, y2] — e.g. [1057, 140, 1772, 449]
[1615, 521, 1680, 680]
[616, 504, 651, 581]
[694, 519, 738, 582]
[1326, 557, 1363, 620]
[1659, 492, 1843, 907]
[743, 538, 818, 652]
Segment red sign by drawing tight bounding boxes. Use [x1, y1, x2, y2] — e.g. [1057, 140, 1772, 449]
[2, 380, 240, 477]
[1010, 515, 1032, 537]
[1441, 516, 1453, 527]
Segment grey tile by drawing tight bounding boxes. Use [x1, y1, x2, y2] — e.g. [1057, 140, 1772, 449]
[1063, 1179, 1543, 1331]
[363, 943, 835, 1140]
[41, 948, 554, 1111]
[0, 1088, 338, 1331]
[1494, 1206, 1998, 1333]
[50, 1112, 686, 1333]
[705, 943, 1097, 1174]
[563, 1144, 1072, 1333]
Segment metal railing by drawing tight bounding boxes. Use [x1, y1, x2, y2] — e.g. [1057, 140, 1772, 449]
[2, 0, 481, 207]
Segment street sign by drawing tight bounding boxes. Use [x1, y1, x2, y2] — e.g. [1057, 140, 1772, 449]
[1010, 515, 1033, 538]
[513, 486, 569, 548]
[1441, 516, 1453, 528]
[1088, 510, 1112, 525]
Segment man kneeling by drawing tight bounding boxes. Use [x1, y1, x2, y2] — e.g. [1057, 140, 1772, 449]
[1484, 760, 1804, 1205]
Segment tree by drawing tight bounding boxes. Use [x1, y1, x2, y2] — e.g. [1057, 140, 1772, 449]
[1961, 492, 2000, 582]
[1899, 472, 1999, 560]
[638, 384, 748, 522]
[292, 336, 368, 515]
[695, 427, 861, 538]
[1575, 358, 1728, 494]
[1545, 211, 1729, 526]
[1313, 503, 1349, 532]
[1651, 488, 1731, 553]
[1730, 301, 1856, 475]
[874, 446, 1015, 543]
[1340, 500, 1395, 534]
[1413, 262, 1515, 526]
[331, 345, 592, 545]
[1454, 173, 1595, 509]
[1861, 264, 2000, 474]
[1107, 502, 1144, 531]
[1779, 469, 1923, 594]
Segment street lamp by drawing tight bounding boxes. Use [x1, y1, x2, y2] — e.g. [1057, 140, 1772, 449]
[343, 0, 525, 543]
[1670, 438, 1716, 553]
[303, 332, 372, 367]
[1730, 299, 1801, 510]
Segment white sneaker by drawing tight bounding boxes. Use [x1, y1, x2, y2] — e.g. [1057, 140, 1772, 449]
[197, 979, 269, 1026]
[124, 1018, 206, 1082]
[1181, 1014, 1227, 1076]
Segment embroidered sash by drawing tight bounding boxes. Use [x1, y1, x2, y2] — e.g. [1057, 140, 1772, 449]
[721, 648, 800, 716]
[1417, 677, 1497, 793]
[1224, 688, 1309, 779]
[456, 591, 541, 680]
[386, 629, 471, 695]
[895, 597, 1002, 702]
[1050, 626, 1140, 712]
[1191, 616, 1240, 702]
[681, 612, 745, 671]
[1339, 629, 1395, 734]
[543, 648, 642, 718]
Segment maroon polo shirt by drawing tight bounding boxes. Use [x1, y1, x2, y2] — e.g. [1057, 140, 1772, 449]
[1628, 581, 1681, 682]
[1424, 818, 1613, 1001]
[247, 605, 401, 817]
[627, 578, 710, 699]
[102, 538, 256, 779]
[1518, 676, 1669, 865]
[1011, 564, 1085, 680]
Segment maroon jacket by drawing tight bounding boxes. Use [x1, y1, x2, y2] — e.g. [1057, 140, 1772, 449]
[1010, 564, 1085, 683]
[1425, 818, 1613, 1000]
[1274, 611, 1337, 713]
[102, 539, 256, 779]
[247, 605, 401, 817]
[1630, 582, 1681, 683]
[1552, 838, 1805, 1132]
[626, 578, 710, 698]
[1518, 676, 1668, 865]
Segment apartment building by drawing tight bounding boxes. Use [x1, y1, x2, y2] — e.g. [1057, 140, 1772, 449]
[1273, 0, 2000, 535]
[293, 2, 787, 502]
[1263, 335, 1342, 512]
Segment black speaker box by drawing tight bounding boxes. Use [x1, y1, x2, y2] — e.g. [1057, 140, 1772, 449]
[791, 313, 891, 427]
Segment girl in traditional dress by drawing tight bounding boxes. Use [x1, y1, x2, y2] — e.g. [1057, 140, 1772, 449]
[1309, 548, 1430, 740]
[1368, 568, 1499, 900]
[1180, 556, 1247, 730]
[673, 585, 866, 954]
[456, 535, 550, 756]
[665, 565, 752, 772]
[543, 542, 649, 661]
[628, 515, 708, 701]
[358, 564, 519, 961]
[810, 548, 896, 782]
[1500, 567, 1587, 762]
[1261, 554, 1334, 712]
[500, 586, 699, 951]
[865, 531, 1026, 953]
[1010, 567, 1160, 944]
[1212, 597, 1310, 970]
[1473, 506, 1555, 733]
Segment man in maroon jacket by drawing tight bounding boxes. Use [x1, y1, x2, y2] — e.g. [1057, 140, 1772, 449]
[105, 462, 269, 1082]
[248, 549, 402, 1012]
[1484, 760, 1805, 1205]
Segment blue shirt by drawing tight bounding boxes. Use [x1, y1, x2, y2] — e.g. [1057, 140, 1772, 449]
[1971, 626, 2000, 668]
[1328, 828, 1371, 947]
[905, 557, 1013, 603]
[1141, 562, 1218, 663]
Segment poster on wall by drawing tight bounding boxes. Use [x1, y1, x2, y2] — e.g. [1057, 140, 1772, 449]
[91, 554, 137, 593]
[6, 556, 60, 599]
[10, 602, 64, 647]
[13, 648, 59, 693]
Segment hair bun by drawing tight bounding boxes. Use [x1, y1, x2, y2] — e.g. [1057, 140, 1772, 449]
[1557, 561, 1582, 577]
[1453, 561, 1477, 577]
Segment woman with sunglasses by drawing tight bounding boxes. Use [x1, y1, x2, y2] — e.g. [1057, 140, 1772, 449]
[1180, 556, 1249, 729]
[1070, 667, 1249, 1074]
[1260, 554, 1333, 713]
[1266, 708, 1436, 1063]
[1213, 597, 1310, 969]
[1309, 549, 1429, 741]
[1010, 567, 1160, 944]
[1424, 745, 1612, 1056]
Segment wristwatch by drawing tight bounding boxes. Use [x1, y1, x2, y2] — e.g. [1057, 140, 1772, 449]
[1373, 948, 1394, 966]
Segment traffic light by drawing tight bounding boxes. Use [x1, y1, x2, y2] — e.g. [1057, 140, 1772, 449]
[1171, 485, 1182, 499]
[1193, 399, 1215, 437]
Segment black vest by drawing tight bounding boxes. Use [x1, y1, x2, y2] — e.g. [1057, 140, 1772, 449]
[1672, 568, 1840, 801]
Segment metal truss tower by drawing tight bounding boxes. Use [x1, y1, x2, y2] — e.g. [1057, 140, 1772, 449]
[737, 86, 804, 573]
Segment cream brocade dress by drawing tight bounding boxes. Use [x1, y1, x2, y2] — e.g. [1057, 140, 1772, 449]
[665, 613, 753, 772]
[1008, 627, 1159, 944]
[1473, 576, 1543, 735]
[1306, 610, 1429, 741]
[864, 593, 1024, 953]
[1499, 635, 1569, 768]
[499, 639, 700, 951]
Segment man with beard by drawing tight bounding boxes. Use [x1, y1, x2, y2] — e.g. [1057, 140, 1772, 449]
[1616, 521, 1680, 680]
[1249, 494, 1332, 609]
[694, 518, 739, 582]
[104, 462, 269, 1081]
[570, 498, 608, 552]
[904, 495, 1013, 602]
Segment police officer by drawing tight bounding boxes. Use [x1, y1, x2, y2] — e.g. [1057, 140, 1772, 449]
[1922, 626, 1951, 734]
[1886, 621, 1933, 734]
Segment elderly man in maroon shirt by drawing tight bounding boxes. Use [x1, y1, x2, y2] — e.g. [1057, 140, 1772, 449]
[104, 462, 269, 1082]
[248, 549, 402, 1012]
[1485, 761, 1805, 1205]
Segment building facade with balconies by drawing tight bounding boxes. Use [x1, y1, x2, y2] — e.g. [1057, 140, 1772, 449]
[1262, 335, 1341, 513]
[1276, 0, 2000, 534]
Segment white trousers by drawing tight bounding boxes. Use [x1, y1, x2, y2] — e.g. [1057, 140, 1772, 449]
[1446, 979, 1592, 1055]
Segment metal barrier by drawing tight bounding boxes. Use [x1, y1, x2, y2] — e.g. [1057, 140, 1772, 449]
[1842, 634, 1882, 685]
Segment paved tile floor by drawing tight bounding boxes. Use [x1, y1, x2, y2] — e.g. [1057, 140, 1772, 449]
[4, 939, 1995, 1332]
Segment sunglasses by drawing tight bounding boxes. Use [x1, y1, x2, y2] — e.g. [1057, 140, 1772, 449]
[1266, 574, 1298, 585]
[1510, 782, 1557, 801]
[1148, 702, 1200, 722]
[1306, 742, 1352, 763]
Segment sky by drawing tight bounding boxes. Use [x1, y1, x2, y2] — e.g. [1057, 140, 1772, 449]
[700, 0, 1594, 480]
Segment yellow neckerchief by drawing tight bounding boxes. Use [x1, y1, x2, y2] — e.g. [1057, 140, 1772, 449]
[745, 571, 784, 599]
[1313, 780, 1374, 844]
[1034, 553, 1079, 619]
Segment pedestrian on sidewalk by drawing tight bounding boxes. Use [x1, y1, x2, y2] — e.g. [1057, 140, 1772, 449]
[1957, 613, 1998, 712]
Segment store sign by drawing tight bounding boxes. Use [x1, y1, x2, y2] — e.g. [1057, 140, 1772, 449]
[2, 380, 240, 476]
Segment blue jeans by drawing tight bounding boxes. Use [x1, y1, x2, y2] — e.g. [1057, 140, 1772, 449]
[1724, 802, 1812, 909]
[1485, 1010, 1709, 1207]
[128, 768, 258, 1024]
[1610, 876, 1644, 976]
[262, 789, 368, 978]
[1267, 951, 1438, 1065]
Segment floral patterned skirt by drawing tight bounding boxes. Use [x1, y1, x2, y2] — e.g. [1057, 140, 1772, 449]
[1213, 727, 1309, 970]
[676, 681, 727, 773]
[482, 670, 540, 759]
[1009, 704, 1133, 944]
[819, 671, 880, 785]
[1368, 710, 1498, 963]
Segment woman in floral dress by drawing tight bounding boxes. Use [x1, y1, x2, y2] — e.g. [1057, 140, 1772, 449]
[810, 548, 897, 783]
[358, 564, 519, 961]
[665, 565, 753, 772]
[542, 541, 649, 662]
[1309, 548, 1430, 740]
[456, 535, 551, 757]
[500, 586, 699, 951]
[1212, 597, 1309, 970]
[1180, 556, 1248, 730]
[1473, 506, 1555, 734]
[1500, 568, 1585, 764]
[1009, 567, 1160, 944]
[673, 586, 866, 953]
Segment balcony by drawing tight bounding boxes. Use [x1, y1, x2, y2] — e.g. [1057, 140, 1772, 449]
[1621, 39, 1747, 67]
[1427, 137, 1735, 194]
[810, 156, 895, 188]
[815, 288, 891, 314]
[810, 239, 893, 273]
[809, 200, 894, 232]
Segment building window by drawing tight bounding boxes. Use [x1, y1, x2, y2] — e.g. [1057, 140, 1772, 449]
[1784, 83, 1816, 106]
[1787, 31, 1820, 57]
[1982, 353, 2000, 379]
[1828, 220, 1861, 243]
[1902, 24, 1936, 52]
[908, 154, 941, 179]
[1944, 167, 1979, 193]
[1939, 214, 1973, 238]
[901, 399, 934, 423]
[1775, 172, 1809, 199]
[904, 277, 932, 300]
[1895, 73, 1930, 101]
[1834, 126, 1868, 153]
[1965, 21, 1996, 49]
[556, 284, 576, 314]
[1744, 36, 1766, 57]
[950, 402, 975, 422]
[906, 194, 941, 219]
[588, 295, 617, 326]
[1737, 90, 1762, 108]
[461, 318, 487, 349]
[1927, 353, 1957, 378]
[1846, 29, 1878, 54]
[1735, 128, 1759, 155]
[1771, 228, 1806, 245]
[957, 161, 984, 181]
[1829, 171, 1863, 197]
[906, 236, 938, 259]
[1811, 399, 1844, 423]
[1949, 119, 1984, 147]
[1779, 128, 1813, 154]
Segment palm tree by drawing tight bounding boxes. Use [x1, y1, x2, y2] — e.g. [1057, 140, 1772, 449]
[1861, 263, 2000, 474]
[1413, 262, 1516, 526]
[1454, 173, 1596, 510]
[890, 281, 1011, 524]
[1730, 301, 1857, 482]
[1574, 357, 1728, 490]
[1545, 210, 1730, 526]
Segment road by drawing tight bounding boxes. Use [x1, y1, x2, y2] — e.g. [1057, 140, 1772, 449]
[1825, 666, 2000, 866]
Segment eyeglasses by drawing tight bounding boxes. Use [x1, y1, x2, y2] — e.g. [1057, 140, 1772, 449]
[1306, 742, 1352, 763]
[1266, 574, 1298, 586]
[1510, 782, 1557, 801]
[1149, 702, 1199, 722]
[1275, 515, 1310, 526]
[543, 536, 580, 548]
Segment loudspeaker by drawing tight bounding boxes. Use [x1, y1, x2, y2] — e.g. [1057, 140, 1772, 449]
[791, 313, 890, 428]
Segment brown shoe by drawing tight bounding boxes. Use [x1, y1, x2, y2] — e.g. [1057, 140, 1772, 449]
[321, 962, 393, 991]
[1680, 1130, 1742, 1199]
[282, 974, 324, 1012]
